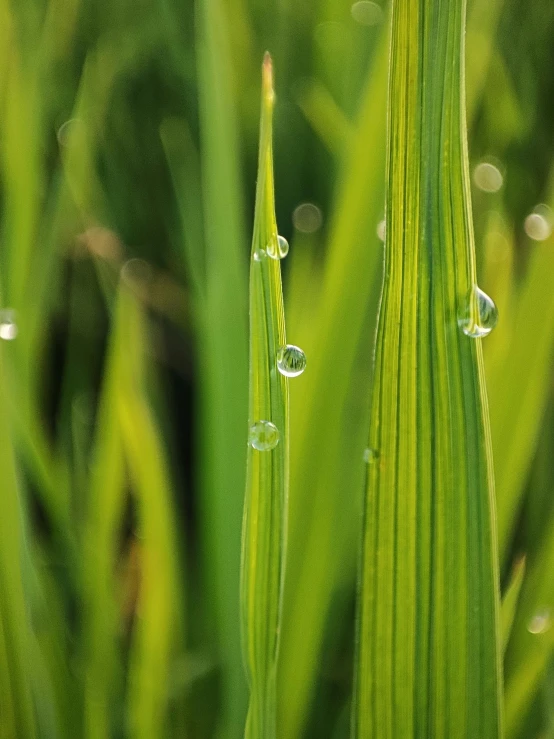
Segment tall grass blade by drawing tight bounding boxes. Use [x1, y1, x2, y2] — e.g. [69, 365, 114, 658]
[196, 0, 249, 731]
[240, 53, 289, 739]
[352, 1, 503, 736]
[0, 347, 36, 739]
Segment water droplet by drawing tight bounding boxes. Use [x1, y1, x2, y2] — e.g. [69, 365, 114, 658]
[0, 310, 18, 340]
[249, 421, 280, 451]
[276, 345, 307, 377]
[459, 286, 498, 338]
[363, 447, 379, 463]
[527, 609, 552, 635]
[473, 161, 504, 193]
[376, 219, 386, 242]
[292, 203, 323, 233]
[351, 1, 384, 26]
[524, 205, 553, 241]
[267, 234, 289, 260]
[253, 248, 267, 261]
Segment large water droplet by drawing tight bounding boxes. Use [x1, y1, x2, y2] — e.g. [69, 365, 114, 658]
[267, 234, 289, 260]
[459, 286, 498, 338]
[249, 421, 280, 451]
[527, 609, 552, 635]
[363, 447, 379, 464]
[376, 219, 386, 242]
[276, 345, 307, 377]
[0, 310, 18, 341]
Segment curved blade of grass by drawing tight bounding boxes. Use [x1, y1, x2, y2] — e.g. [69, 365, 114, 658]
[240, 53, 288, 739]
[117, 288, 183, 738]
[352, 1, 503, 737]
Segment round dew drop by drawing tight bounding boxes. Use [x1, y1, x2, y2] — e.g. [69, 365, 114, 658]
[268, 234, 289, 260]
[276, 344, 307, 377]
[249, 421, 280, 451]
[253, 248, 267, 261]
[0, 309, 18, 341]
[459, 285, 498, 338]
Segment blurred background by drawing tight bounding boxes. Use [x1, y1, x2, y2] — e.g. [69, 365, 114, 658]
[0, 0, 554, 737]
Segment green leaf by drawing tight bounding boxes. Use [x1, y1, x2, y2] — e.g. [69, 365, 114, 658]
[352, 1, 503, 737]
[0, 346, 37, 739]
[196, 0, 249, 731]
[240, 53, 289, 739]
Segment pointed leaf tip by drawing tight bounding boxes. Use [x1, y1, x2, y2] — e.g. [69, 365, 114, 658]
[262, 52, 274, 103]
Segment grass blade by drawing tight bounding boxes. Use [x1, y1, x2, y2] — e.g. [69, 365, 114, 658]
[240, 53, 289, 739]
[0, 347, 36, 739]
[195, 0, 249, 731]
[352, 1, 503, 736]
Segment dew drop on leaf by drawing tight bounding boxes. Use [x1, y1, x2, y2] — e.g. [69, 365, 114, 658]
[249, 421, 280, 451]
[267, 234, 289, 260]
[459, 285, 498, 338]
[276, 345, 307, 377]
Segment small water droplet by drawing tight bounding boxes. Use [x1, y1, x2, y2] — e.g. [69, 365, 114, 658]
[473, 161, 504, 193]
[351, 1, 384, 26]
[363, 447, 379, 463]
[0, 310, 18, 340]
[253, 248, 267, 261]
[267, 234, 289, 260]
[276, 345, 307, 377]
[527, 609, 552, 635]
[524, 205, 553, 241]
[249, 421, 280, 451]
[459, 286, 498, 338]
[376, 219, 386, 242]
[292, 203, 323, 233]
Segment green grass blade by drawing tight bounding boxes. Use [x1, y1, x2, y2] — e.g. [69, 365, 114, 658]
[0, 347, 37, 739]
[352, 1, 503, 736]
[240, 53, 289, 739]
[195, 0, 249, 732]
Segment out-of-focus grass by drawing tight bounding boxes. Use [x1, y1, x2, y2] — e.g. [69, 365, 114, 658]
[0, 0, 553, 737]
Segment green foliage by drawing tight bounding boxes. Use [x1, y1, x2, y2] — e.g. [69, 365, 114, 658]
[241, 54, 289, 739]
[0, 0, 553, 737]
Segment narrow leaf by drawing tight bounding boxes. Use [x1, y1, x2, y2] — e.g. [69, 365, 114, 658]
[352, 1, 503, 737]
[240, 53, 289, 739]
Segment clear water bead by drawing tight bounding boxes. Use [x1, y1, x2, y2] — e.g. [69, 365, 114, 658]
[0, 310, 18, 341]
[253, 248, 266, 261]
[459, 286, 498, 338]
[363, 447, 379, 463]
[527, 609, 552, 635]
[276, 345, 307, 377]
[268, 234, 289, 260]
[376, 219, 386, 242]
[249, 421, 280, 451]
